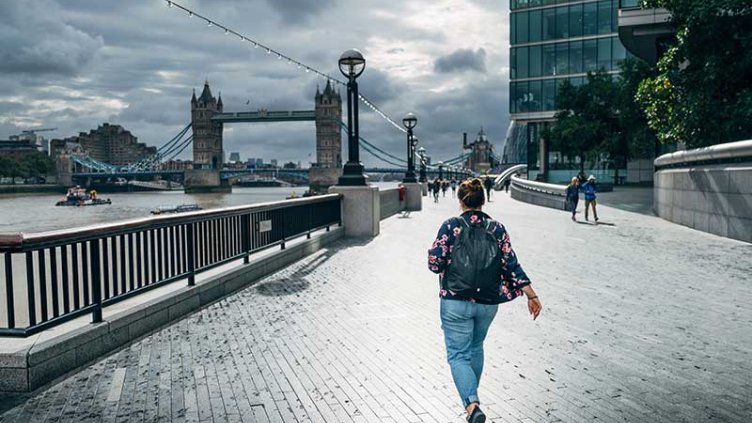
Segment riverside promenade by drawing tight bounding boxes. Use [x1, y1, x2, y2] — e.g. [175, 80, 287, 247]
[1, 191, 750, 422]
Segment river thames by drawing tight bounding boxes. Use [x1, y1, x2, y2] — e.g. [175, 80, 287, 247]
[0, 184, 398, 233]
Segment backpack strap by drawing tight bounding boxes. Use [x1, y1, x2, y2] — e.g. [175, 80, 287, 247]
[484, 219, 497, 233]
[457, 216, 471, 228]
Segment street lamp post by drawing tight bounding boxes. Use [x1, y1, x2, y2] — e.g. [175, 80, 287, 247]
[338, 49, 367, 186]
[417, 147, 427, 183]
[438, 161, 444, 179]
[402, 113, 417, 183]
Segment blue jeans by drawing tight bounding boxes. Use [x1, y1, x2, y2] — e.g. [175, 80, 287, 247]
[440, 298, 499, 407]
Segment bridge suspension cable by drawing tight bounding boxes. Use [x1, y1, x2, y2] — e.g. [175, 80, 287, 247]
[163, 0, 407, 134]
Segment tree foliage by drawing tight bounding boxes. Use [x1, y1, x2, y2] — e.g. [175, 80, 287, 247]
[0, 152, 55, 181]
[637, 0, 752, 147]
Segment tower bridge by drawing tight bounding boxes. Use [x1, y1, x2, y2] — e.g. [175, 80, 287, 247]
[184, 80, 342, 193]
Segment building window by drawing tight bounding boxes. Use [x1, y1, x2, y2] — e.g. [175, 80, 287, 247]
[584, 39, 598, 71]
[598, 36, 612, 70]
[569, 3, 583, 37]
[597, 0, 613, 34]
[569, 40, 584, 74]
[543, 43, 556, 76]
[583, 2, 598, 35]
[529, 9, 542, 42]
[555, 6, 569, 39]
[529, 80, 542, 112]
[556, 42, 569, 75]
[612, 36, 627, 67]
[518, 46, 530, 78]
[515, 12, 529, 44]
[530, 45, 542, 77]
[543, 8, 556, 41]
[543, 79, 557, 111]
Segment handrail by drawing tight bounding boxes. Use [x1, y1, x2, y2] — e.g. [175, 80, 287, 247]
[654, 140, 752, 168]
[494, 164, 527, 190]
[510, 175, 567, 196]
[0, 194, 341, 252]
[1, 194, 342, 336]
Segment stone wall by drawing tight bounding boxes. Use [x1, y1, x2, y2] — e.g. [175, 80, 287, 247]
[654, 164, 752, 243]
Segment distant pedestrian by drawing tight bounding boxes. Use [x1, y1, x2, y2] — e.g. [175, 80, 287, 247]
[450, 179, 458, 197]
[565, 176, 580, 221]
[432, 177, 441, 203]
[503, 178, 511, 193]
[483, 176, 493, 201]
[581, 175, 599, 222]
[427, 178, 542, 422]
[441, 180, 449, 197]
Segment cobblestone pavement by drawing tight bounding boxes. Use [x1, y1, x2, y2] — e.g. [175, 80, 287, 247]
[1, 191, 751, 422]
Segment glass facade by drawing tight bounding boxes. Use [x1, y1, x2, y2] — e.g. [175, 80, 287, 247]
[505, 0, 631, 179]
[510, 0, 629, 114]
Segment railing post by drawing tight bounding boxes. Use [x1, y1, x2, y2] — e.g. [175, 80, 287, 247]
[242, 214, 251, 264]
[187, 223, 196, 286]
[4, 253, 15, 329]
[280, 208, 286, 250]
[307, 206, 312, 240]
[25, 252, 36, 327]
[90, 239, 102, 324]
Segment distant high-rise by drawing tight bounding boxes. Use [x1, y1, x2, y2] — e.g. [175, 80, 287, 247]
[191, 81, 224, 169]
[50, 123, 156, 165]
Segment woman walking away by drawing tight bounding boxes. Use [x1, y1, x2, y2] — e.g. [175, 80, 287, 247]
[565, 176, 580, 221]
[581, 175, 599, 222]
[427, 178, 542, 422]
[432, 177, 441, 203]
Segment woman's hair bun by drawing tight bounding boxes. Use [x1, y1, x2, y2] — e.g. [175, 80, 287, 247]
[458, 178, 486, 208]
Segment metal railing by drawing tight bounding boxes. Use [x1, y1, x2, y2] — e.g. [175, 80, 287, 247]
[0, 194, 342, 337]
[654, 139, 752, 169]
[494, 164, 528, 190]
[510, 175, 567, 196]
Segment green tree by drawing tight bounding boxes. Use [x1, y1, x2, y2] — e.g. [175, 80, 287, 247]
[0, 157, 17, 180]
[637, 0, 752, 147]
[616, 57, 659, 158]
[544, 71, 619, 174]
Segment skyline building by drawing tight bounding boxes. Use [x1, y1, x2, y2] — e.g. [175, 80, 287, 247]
[505, 0, 629, 182]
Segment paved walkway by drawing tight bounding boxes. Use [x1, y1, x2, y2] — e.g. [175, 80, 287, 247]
[1, 191, 751, 422]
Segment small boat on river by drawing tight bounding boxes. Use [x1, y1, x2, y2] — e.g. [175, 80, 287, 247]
[150, 204, 202, 215]
[55, 187, 112, 207]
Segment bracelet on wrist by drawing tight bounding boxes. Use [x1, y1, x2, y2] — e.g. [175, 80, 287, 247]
[527, 295, 538, 300]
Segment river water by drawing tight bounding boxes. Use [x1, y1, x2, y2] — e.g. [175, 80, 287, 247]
[0, 184, 399, 234]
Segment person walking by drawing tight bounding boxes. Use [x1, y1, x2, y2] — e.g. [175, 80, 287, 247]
[432, 177, 441, 203]
[565, 176, 580, 221]
[503, 177, 511, 193]
[450, 178, 458, 197]
[581, 175, 599, 222]
[442, 179, 449, 197]
[427, 178, 542, 422]
[483, 176, 493, 202]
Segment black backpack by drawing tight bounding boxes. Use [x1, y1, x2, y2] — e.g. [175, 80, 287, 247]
[442, 216, 503, 302]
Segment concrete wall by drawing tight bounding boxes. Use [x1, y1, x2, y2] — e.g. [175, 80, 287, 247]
[654, 164, 752, 243]
[379, 188, 405, 220]
[510, 183, 567, 211]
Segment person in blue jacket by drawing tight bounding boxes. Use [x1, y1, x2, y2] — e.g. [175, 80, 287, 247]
[565, 176, 580, 221]
[580, 175, 599, 222]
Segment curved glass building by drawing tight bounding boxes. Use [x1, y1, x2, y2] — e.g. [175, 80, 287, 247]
[504, 0, 629, 182]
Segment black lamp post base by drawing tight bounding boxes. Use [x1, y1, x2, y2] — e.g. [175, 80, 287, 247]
[338, 162, 367, 186]
[402, 173, 418, 183]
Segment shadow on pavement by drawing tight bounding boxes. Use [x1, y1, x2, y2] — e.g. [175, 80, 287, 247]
[596, 186, 655, 216]
[256, 237, 373, 297]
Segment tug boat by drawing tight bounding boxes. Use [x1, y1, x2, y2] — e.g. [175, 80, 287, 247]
[150, 204, 202, 215]
[55, 187, 111, 207]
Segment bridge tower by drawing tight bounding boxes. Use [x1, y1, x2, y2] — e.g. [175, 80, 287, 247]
[185, 81, 230, 193]
[310, 80, 343, 192]
[191, 81, 224, 169]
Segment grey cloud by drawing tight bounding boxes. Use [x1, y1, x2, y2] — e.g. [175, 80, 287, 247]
[434, 48, 487, 74]
[0, 1, 103, 75]
[265, 0, 336, 24]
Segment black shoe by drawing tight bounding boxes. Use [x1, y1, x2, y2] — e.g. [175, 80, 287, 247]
[467, 405, 486, 423]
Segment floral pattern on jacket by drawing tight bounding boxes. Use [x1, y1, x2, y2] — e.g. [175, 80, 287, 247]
[427, 211, 531, 304]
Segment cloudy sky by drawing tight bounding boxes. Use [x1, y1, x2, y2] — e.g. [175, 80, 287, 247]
[0, 0, 511, 167]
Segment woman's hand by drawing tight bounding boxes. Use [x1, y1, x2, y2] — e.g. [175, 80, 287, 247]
[527, 297, 542, 320]
[521, 286, 542, 320]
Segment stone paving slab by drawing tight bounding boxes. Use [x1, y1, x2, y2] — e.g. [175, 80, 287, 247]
[1, 190, 751, 422]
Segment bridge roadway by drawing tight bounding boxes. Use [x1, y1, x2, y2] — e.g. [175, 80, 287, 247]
[1, 191, 750, 422]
